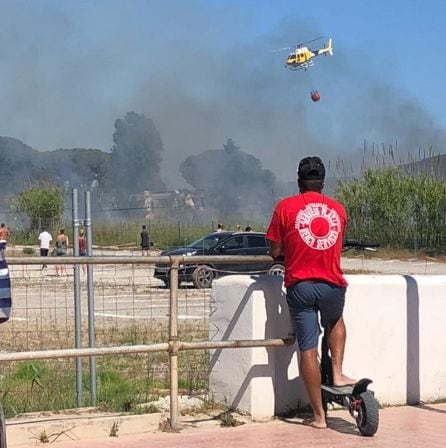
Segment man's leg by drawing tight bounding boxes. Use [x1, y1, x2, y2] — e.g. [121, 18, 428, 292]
[287, 282, 327, 429]
[299, 347, 327, 428]
[328, 317, 356, 386]
[40, 249, 48, 270]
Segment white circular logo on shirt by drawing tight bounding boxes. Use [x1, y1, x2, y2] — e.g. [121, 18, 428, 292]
[295, 202, 341, 250]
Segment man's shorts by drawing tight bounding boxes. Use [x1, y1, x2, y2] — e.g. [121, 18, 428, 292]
[40, 248, 49, 257]
[286, 281, 346, 351]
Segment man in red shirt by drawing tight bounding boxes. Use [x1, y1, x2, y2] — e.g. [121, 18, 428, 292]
[266, 156, 355, 429]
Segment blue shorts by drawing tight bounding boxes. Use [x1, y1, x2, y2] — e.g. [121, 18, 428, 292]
[286, 281, 346, 351]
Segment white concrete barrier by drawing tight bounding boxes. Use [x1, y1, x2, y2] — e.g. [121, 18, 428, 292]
[209, 274, 446, 418]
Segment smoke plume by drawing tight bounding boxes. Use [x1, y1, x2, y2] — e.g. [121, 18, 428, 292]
[0, 1, 444, 194]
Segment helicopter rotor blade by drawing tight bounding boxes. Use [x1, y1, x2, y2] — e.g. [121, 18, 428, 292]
[271, 36, 324, 53]
[271, 46, 294, 53]
[295, 35, 325, 47]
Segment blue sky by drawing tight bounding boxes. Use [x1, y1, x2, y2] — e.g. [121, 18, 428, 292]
[236, 0, 446, 118]
[1, 0, 445, 185]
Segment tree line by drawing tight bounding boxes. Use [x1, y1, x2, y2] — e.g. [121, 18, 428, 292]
[0, 112, 280, 223]
[2, 112, 445, 253]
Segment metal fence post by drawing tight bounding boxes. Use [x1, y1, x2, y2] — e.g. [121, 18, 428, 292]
[85, 191, 97, 405]
[169, 258, 179, 431]
[72, 188, 83, 407]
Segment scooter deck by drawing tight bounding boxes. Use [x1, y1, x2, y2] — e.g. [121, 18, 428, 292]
[321, 384, 354, 395]
[321, 378, 373, 396]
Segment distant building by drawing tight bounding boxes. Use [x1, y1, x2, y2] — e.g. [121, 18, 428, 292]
[130, 189, 206, 222]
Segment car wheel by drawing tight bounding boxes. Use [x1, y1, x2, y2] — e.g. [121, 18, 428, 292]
[268, 263, 285, 277]
[193, 265, 214, 289]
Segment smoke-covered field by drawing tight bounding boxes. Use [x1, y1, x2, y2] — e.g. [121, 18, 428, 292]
[1, 2, 445, 189]
[0, 1, 445, 235]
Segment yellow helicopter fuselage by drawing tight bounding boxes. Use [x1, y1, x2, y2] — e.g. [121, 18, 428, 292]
[285, 38, 333, 70]
[286, 47, 315, 67]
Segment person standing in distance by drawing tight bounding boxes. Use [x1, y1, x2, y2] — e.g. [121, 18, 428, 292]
[78, 229, 87, 274]
[38, 228, 53, 270]
[55, 228, 69, 276]
[266, 156, 355, 430]
[0, 223, 10, 252]
[140, 225, 150, 256]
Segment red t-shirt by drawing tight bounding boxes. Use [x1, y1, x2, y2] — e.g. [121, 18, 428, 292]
[266, 192, 347, 288]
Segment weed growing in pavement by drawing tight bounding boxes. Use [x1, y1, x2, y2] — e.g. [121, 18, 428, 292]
[217, 410, 245, 427]
[109, 421, 119, 437]
[159, 417, 180, 433]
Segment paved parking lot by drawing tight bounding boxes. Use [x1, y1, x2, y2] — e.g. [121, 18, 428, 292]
[342, 255, 446, 275]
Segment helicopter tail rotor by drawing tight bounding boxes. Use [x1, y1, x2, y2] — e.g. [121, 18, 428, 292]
[327, 38, 333, 56]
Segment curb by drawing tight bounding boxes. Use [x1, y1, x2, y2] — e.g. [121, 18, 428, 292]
[6, 411, 163, 447]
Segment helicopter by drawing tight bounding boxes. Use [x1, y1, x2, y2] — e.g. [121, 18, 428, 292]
[281, 37, 333, 71]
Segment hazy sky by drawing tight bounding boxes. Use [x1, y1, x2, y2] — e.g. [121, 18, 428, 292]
[1, 0, 445, 187]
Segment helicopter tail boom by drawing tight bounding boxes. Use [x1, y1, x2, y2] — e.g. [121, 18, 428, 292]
[317, 38, 333, 56]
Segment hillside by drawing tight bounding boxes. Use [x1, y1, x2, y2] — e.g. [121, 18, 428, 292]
[404, 154, 446, 179]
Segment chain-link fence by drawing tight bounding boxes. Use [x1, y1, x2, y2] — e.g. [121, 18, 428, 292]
[0, 251, 292, 431]
[0, 250, 212, 418]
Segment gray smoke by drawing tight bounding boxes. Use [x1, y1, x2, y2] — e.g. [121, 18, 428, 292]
[180, 139, 277, 222]
[0, 1, 444, 191]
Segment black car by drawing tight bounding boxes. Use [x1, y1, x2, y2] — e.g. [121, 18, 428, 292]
[153, 231, 284, 288]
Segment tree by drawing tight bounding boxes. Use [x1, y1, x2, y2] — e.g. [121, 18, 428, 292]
[180, 139, 276, 222]
[111, 112, 166, 202]
[12, 184, 64, 230]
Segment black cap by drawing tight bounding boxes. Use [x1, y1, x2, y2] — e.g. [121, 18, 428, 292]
[297, 156, 325, 180]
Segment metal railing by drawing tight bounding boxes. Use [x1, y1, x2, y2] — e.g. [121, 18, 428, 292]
[3, 255, 294, 430]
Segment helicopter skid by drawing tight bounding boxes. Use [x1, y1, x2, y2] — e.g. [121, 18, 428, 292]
[287, 61, 314, 71]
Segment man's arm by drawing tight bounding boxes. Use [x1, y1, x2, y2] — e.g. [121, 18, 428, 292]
[268, 240, 282, 259]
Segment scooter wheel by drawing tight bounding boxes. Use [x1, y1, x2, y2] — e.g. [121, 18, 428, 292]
[355, 391, 379, 436]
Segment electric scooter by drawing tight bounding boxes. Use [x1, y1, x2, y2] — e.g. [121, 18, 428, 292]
[320, 240, 380, 437]
[320, 327, 379, 436]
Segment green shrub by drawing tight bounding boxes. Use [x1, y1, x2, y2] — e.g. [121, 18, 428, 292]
[335, 167, 446, 252]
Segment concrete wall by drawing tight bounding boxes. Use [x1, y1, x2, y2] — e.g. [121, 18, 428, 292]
[209, 274, 446, 419]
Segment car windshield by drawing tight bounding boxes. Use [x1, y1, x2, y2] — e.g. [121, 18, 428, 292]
[188, 233, 229, 250]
